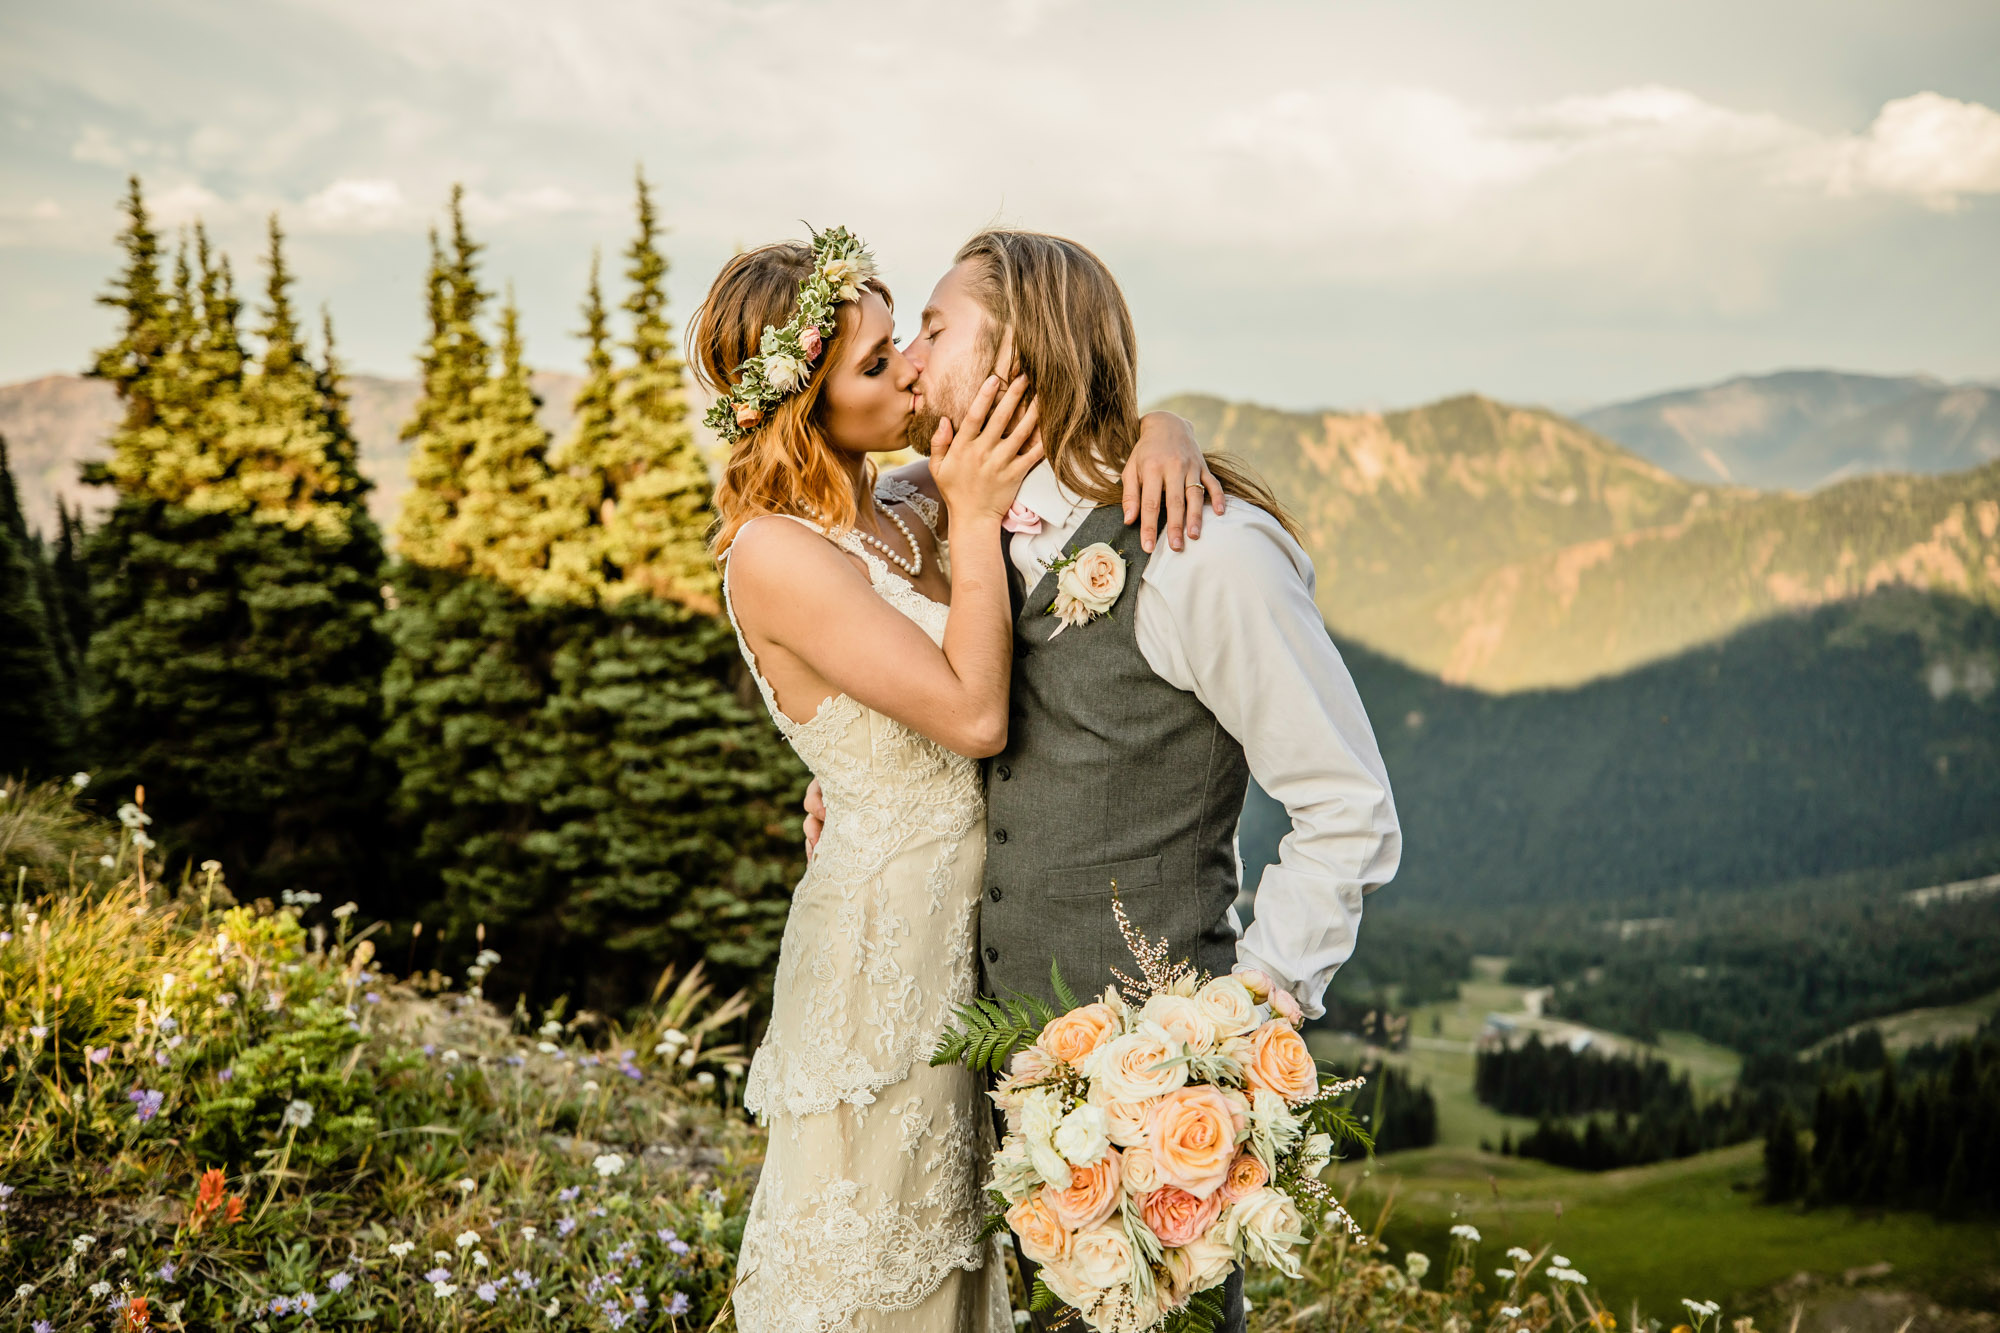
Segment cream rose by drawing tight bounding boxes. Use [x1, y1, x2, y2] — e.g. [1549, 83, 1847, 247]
[820, 257, 865, 302]
[1139, 994, 1218, 1055]
[1057, 542, 1126, 613]
[763, 350, 809, 392]
[1085, 1030, 1188, 1103]
[1163, 1235, 1237, 1306]
[1120, 1144, 1162, 1196]
[1230, 966, 1276, 1003]
[1088, 1080, 1157, 1149]
[1147, 1084, 1240, 1199]
[1245, 1018, 1318, 1103]
[1006, 1192, 1071, 1267]
[1193, 975, 1261, 1038]
[1067, 1221, 1136, 1290]
[1046, 1151, 1123, 1232]
[1054, 1103, 1111, 1167]
[1040, 1003, 1119, 1066]
[1226, 1187, 1306, 1277]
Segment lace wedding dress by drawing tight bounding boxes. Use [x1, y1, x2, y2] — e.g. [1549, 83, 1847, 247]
[723, 481, 1011, 1333]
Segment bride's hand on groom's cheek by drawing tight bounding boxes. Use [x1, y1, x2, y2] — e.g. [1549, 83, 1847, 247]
[932, 372, 1044, 520]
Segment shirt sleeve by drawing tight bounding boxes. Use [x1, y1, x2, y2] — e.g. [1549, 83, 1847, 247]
[1137, 509, 1403, 1019]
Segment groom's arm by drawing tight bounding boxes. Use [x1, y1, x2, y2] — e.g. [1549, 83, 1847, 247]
[1138, 508, 1402, 1019]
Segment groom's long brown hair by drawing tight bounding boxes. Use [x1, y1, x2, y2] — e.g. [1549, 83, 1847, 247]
[952, 229, 1300, 542]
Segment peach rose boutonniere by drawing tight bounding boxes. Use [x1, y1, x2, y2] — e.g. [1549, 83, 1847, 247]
[1043, 541, 1127, 639]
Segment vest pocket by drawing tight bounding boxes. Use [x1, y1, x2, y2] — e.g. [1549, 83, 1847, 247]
[1043, 855, 1163, 900]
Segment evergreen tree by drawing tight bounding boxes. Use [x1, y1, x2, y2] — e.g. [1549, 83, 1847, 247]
[603, 169, 719, 611]
[398, 189, 492, 573]
[51, 499, 94, 672]
[1763, 1105, 1804, 1203]
[0, 435, 76, 774]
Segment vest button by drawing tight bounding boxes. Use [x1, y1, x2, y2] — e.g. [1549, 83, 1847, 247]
[1014, 642, 1031, 659]
[996, 764, 1012, 781]
[993, 829, 1008, 844]
[988, 886, 1003, 902]
[984, 946, 999, 963]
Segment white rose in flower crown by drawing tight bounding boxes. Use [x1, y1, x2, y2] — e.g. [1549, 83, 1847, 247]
[1021, 1087, 1073, 1188]
[1054, 1103, 1111, 1166]
[764, 350, 810, 393]
[1058, 542, 1126, 613]
[1139, 993, 1219, 1054]
[1193, 975, 1262, 1038]
[1085, 1030, 1188, 1103]
[820, 257, 866, 302]
[1068, 1221, 1136, 1290]
[1224, 1187, 1307, 1277]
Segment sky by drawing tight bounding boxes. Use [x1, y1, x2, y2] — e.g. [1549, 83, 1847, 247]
[3, 0, 1998, 413]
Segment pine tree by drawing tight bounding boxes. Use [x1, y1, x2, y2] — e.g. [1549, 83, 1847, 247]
[398, 189, 492, 573]
[603, 169, 719, 611]
[456, 293, 567, 596]
[1763, 1105, 1804, 1203]
[539, 250, 617, 604]
[51, 499, 93, 670]
[0, 435, 77, 775]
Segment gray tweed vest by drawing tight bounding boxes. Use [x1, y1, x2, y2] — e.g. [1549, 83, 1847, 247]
[978, 504, 1251, 1009]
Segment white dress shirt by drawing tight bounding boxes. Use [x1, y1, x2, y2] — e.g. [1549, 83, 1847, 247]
[1006, 462, 1402, 1019]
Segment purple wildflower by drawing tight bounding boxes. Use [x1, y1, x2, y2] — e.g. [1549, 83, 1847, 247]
[557, 1186, 580, 1202]
[87, 1046, 110, 1064]
[157, 1260, 177, 1281]
[218, 1067, 234, 1081]
[365, 992, 381, 1004]
[667, 1291, 691, 1316]
[327, 1271, 352, 1293]
[296, 1292, 318, 1315]
[424, 1268, 452, 1284]
[557, 1216, 577, 1237]
[270, 1296, 293, 1315]
[512, 1268, 536, 1288]
[668, 1238, 690, 1256]
[129, 1087, 164, 1122]
[35, 1321, 54, 1333]
[422, 1043, 435, 1055]
[476, 1282, 498, 1302]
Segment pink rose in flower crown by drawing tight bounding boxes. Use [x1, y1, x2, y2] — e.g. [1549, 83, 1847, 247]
[1140, 1184, 1225, 1247]
[798, 326, 823, 361]
[1245, 1018, 1317, 1103]
[1046, 1150, 1123, 1231]
[1218, 1150, 1268, 1203]
[1147, 1084, 1241, 1199]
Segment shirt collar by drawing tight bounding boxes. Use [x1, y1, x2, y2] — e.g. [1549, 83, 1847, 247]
[1015, 461, 1094, 529]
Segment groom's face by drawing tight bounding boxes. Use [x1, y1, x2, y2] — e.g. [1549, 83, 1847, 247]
[903, 261, 995, 456]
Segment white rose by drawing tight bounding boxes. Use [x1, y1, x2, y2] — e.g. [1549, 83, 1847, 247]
[1193, 976, 1261, 1038]
[1068, 1221, 1136, 1289]
[1139, 994, 1219, 1054]
[1021, 1088, 1073, 1187]
[1056, 542, 1125, 614]
[1053, 1103, 1111, 1166]
[764, 351, 810, 393]
[1085, 1031, 1188, 1103]
[1225, 1187, 1306, 1277]
[1087, 1080, 1155, 1149]
[1163, 1235, 1237, 1304]
[821, 257, 865, 302]
[1300, 1131, 1334, 1176]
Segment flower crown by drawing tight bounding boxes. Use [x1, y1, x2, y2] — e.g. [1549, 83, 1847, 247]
[703, 225, 879, 444]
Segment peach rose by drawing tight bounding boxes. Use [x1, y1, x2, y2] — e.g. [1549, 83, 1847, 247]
[1218, 1151, 1268, 1203]
[1140, 1185, 1226, 1248]
[1231, 966, 1276, 1003]
[1139, 993, 1219, 1054]
[1120, 1144, 1161, 1195]
[1040, 1003, 1119, 1066]
[1057, 542, 1126, 614]
[1147, 1084, 1240, 1199]
[1245, 1018, 1317, 1103]
[1085, 1030, 1188, 1103]
[1009, 1045, 1054, 1083]
[1006, 1191, 1071, 1268]
[1088, 1081, 1157, 1149]
[1046, 1149, 1123, 1231]
[733, 403, 763, 429]
[1193, 975, 1261, 1038]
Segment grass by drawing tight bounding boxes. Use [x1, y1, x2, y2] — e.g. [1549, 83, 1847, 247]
[1807, 984, 2000, 1056]
[1335, 1142, 2000, 1319]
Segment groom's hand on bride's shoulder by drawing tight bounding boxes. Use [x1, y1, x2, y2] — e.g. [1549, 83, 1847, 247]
[802, 779, 825, 859]
[1124, 411, 1226, 554]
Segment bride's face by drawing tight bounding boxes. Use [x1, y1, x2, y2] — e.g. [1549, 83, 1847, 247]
[818, 290, 919, 455]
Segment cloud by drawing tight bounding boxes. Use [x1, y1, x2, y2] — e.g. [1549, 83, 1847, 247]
[1815, 92, 2000, 210]
[301, 178, 413, 233]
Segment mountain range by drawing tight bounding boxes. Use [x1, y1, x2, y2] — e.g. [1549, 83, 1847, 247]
[1577, 370, 2000, 491]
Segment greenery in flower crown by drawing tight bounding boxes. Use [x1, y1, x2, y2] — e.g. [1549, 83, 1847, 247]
[703, 225, 878, 444]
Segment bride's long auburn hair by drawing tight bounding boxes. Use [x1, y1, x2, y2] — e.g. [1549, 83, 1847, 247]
[691, 242, 892, 559]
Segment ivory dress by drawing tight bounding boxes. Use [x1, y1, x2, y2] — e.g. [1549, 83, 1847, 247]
[723, 481, 1011, 1333]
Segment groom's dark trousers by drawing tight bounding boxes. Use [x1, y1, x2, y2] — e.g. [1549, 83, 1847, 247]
[979, 508, 1252, 1333]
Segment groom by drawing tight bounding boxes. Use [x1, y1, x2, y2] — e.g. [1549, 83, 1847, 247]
[902, 230, 1404, 1331]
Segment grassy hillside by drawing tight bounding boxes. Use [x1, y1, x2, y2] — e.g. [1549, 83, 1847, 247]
[1167, 391, 2000, 690]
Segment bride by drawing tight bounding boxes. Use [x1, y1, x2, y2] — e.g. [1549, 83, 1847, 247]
[690, 228, 1215, 1332]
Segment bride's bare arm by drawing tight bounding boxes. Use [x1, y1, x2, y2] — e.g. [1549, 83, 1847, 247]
[730, 375, 1042, 759]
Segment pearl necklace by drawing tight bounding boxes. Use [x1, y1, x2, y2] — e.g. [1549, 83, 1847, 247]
[852, 498, 923, 578]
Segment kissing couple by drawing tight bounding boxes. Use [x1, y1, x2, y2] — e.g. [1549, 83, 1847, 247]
[694, 227, 1402, 1333]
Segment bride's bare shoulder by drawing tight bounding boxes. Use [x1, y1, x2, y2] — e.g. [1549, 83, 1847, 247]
[726, 515, 859, 597]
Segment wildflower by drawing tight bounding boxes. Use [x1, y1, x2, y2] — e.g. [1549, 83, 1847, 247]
[1549, 1265, 1588, 1285]
[441, 1049, 461, 1064]
[557, 1186, 581, 1202]
[582, 1080, 600, 1094]
[281, 1099, 314, 1129]
[706, 1187, 726, 1205]
[88, 1046, 110, 1064]
[725, 1061, 745, 1077]
[557, 1217, 577, 1237]
[519, 1226, 538, 1242]
[130, 1088, 165, 1122]
[540, 1019, 565, 1037]
[99, 855, 116, 868]
[34, 1321, 53, 1333]
[131, 831, 156, 851]
[296, 1292, 318, 1315]
[29, 1025, 47, 1039]
[543, 1299, 561, 1316]
[666, 1292, 691, 1316]
[1507, 1246, 1534, 1263]
[668, 1238, 691, 1256]
[1502, 1308, 1524, 1320]
[456, 1230, 481, 1249]
[1552, 1254, 1571, 1267]
[593, 1153, 625, 1178]
[1404, 1251, 1431, 1280]
[109, 1246, 127, 1260]
[424, 1267, 452, 1284]
[477, 1282, 498, 1302]
[1451, 1223, 1482, 1242]
[74, 1233, 99, 1251]
[333, 902, 358, 919]
[621, 1062, 644, 1080]
[677, 1048, 697, 1068]
[514, 1269, 537, 1288]
[537, 1041, 559, 1054]
[1593, 1313, 1617, 1330]
[471, 1252, 489, 1269]
[388, 1241, 415, 1258]
[696, 1071, 716, 1090]
[432, 1281, 458, 1298]
[90, 1281, 114, 1298]
[117, 802, 152, 829]
[1497, 1267, 1516, 1279]
[433, 1251, 453, 1265]
[327, 1271, 352, 1293]
[18, 1282, 37, 1298]
[365, 991, 381, 1004]
[456, 1178, 477, 1195]
[71, 772, 90, 788]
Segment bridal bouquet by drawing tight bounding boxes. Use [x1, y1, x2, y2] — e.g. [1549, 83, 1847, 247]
[932, 900, 1371, 1333]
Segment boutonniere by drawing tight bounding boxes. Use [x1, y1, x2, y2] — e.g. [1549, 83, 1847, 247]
[1043, 541, 1127, 639]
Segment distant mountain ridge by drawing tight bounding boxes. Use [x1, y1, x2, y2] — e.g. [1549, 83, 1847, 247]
[1578, 370, 2000, 491]
[1167, 391, 2000, 691]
